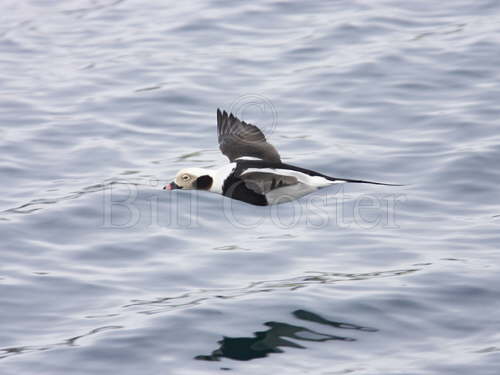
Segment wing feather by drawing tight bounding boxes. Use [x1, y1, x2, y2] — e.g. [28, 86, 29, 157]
[240, 172, 297, 195]
[217, 109, 281, 162]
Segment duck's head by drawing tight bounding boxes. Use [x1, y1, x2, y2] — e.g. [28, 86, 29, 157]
[163, 167, 214, 191]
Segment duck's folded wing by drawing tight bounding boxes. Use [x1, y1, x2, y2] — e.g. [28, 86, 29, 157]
[240, 172, 297, 195]
[217, 109, 281, 163]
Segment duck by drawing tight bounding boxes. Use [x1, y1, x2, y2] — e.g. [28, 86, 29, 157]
[164, 109, 398, 206]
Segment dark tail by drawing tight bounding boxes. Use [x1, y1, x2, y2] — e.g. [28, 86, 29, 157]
[328, 176, 403, 186]
[235, 160, 403, 186]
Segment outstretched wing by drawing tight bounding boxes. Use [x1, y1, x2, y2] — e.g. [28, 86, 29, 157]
[217, 109, 281, 163]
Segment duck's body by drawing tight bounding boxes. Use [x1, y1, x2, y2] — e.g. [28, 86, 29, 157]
[164, 109, 398, 206]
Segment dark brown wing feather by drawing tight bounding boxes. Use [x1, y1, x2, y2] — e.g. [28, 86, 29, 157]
[217, 109, 281, 162]
[240, 172, 298, 195]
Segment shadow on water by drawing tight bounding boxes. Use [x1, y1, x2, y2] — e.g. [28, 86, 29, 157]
[195, 309, 377, 362]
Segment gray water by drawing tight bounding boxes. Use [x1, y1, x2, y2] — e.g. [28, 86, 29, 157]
[1, 1, 500, 374]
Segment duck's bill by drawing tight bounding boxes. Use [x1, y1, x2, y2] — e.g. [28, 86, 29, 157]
[163, 182, 181, 190]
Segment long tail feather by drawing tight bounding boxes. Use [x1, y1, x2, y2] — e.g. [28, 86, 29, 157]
[328, 176, 403, 186]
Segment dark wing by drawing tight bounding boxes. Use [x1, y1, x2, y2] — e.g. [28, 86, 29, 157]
[240, 172, 298, 195]
[217, 109, 281, 163]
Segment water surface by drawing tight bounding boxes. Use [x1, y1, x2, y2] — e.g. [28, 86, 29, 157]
[1, 1, 500, 374]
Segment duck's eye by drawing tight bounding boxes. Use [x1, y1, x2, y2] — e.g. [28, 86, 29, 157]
[182, 175, 189, 181]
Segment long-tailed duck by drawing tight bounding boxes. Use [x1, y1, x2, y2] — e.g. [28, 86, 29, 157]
[164, 109, 399, 205]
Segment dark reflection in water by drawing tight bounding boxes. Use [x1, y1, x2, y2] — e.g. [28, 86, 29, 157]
[293, 310, 378, 332]
[195, 310, 377, 361]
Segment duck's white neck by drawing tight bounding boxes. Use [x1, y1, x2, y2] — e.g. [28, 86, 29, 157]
[208, 163, 237, 194]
